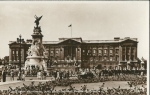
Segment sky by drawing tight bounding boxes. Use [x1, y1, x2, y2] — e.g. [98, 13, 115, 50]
[0, 1, 149, 60]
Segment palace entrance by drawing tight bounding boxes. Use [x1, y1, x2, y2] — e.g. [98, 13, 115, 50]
[64, 46, 76, 60]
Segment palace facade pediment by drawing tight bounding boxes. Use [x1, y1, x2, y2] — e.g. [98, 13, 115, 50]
[58, 39, 81, 45]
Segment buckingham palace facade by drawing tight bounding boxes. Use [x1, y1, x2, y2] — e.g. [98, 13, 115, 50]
[9, 37, 138, 70]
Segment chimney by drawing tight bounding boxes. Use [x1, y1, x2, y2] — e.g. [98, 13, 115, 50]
[124, 37, 130, 39]
[114, 37, 120, 41]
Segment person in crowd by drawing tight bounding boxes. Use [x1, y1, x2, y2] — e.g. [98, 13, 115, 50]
[67, 70, 70, 79]
[17, 71, 21, 80]
[59, 71, 63, 80]
[56, 70, 60, 81]
[29, 81, 36, 91]
[43, 71, 47, 80]
[24, 70, 27, 76]
[53, 71, 57, 80]
[2, 70, 7, 82]
[37, 70, 41, 80]
[10, 70, 14, 81]
[41, 70, 44, 80]
[22, 72, 26, 81]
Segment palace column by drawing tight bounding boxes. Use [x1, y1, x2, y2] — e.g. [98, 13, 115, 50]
[60, 46, 64, 60]
[130, 46, 131, 61]
[9, 48, 12, 64]
[125, 47, 126, 61]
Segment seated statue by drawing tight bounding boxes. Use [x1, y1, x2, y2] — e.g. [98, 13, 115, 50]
[30, 41, 40, 56]
[27, 47, 32, 56]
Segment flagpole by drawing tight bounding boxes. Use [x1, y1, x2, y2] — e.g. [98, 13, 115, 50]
[68, 24, 72, 38]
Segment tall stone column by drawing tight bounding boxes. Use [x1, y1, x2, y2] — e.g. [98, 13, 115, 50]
[135, 47, 138, 69]
[60, 47, 64, 60]
[125, 47, 126, 61]
[9, 48, 12, 63]
[130, 46, 131, 61]
[119, 45, 122, 62]
[135, 47, 137, 60]
[76, 47, 78, 60]
[77, 47, 81, 60]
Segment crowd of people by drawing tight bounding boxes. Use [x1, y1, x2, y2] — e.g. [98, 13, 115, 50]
[2, 64, 147, 83]
[0, 65, 147, 95]
[1, 68, 147, 94]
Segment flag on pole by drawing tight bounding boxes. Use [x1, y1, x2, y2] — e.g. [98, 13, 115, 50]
[68, 24, 72, 27]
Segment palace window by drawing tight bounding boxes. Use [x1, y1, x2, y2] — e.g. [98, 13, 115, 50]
[126, 55, 129, 61]
[88, 50, 91, 53]
[131, 48, 134, 53]
[98, 50, 102, 54]
[104, 50, 107, 54]
[12, 56, 14, 61]
[126, 48, 130, 53]
[16, 55, 18, 60]
[122, 48, 125, 54]
[83, 50, 85, 52]
[93, 50, 96, 54]
[12, 50, 15, 54]
[122, 55, 125, 61]
[47, 50, 49, 53]
[56, 50, 59, 54]
[115, 56, 119, 61]
[110, 57, 113, 61]
[110, 50, 113, 54]
[99, 56, 102, 60]
[131, 55, 134, 61]
[104, 56, 107, 60]
[50, 50, 53, 54]
[16, 51, 18, 55]
[115, 49, 119, 54]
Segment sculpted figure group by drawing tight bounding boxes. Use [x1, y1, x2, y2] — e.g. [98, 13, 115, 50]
[27, 40, 48, 57]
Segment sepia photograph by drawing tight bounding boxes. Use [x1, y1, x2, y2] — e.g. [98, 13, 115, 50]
[0, 1, 149, 95]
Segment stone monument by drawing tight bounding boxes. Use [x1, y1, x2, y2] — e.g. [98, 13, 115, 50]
[24, 15, 48, 71]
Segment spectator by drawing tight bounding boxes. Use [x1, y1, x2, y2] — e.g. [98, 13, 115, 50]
[43, 71, 47, 80]
[53, 71, 57, 80]
[56, 71, 60, 80]
[59, 71, 63, 80]
[17, 71, 21, 80]
[2, 70, 7, 82]
[22, 73, 25, 81]
[10, 70, 14, 81]
[37, 70, 42, 80]
[41, 70, 44, 80]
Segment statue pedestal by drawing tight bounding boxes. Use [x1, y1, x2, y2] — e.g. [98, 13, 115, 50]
[25, 56, 47, 71]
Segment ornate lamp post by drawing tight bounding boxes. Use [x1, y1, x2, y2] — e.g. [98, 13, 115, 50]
[17, 34, 24, 80]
